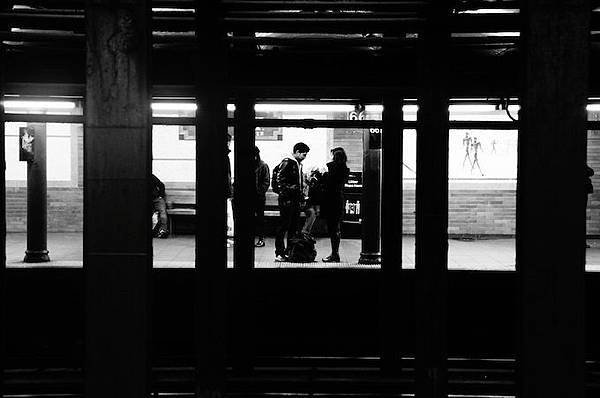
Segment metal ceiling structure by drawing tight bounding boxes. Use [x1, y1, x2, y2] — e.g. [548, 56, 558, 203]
[3, 0, 599, 95]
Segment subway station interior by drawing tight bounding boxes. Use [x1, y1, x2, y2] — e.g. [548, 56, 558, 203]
[1, 0, 600, 397]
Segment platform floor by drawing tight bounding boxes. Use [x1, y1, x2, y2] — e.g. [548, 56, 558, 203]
[7, 232, 600, 271]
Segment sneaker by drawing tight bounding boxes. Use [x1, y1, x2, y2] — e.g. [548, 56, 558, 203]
[255, 239, 265, 247]
[275, 254, 287, 262]
[156, 229, 169, 239]
[322, 254, 340, 263]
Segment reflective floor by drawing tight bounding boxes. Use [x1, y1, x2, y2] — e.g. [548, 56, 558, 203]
[5, 232, 600, 271]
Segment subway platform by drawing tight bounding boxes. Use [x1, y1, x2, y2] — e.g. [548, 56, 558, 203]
[7, 232, 600, 271]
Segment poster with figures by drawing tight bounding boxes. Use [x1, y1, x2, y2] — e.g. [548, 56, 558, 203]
[449, 130, 518, 179]
[19, 126, 35, 162]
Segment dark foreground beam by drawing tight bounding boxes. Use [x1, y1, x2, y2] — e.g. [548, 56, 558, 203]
[195, 0, 228, 396]
[0, 29, 6, 398]
[380, 97, 403, 373]
[517, 1, 590, 397]
[231, 97, 256, 373]
[84, 2, 152, 398]
[415, 3, 450, 398]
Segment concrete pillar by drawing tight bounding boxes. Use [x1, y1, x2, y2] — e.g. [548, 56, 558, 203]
[517, 2, 590, 397]
[359, 125, 382, 264]
[415, 3, 450, 397]
[84, 1, 152, 398]
[24, 123, 49, 263]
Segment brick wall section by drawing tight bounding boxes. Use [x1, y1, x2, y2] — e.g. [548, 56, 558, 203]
[335, 129, 518, 236]
[6, 187, 83, 232]
[587, 129, 600, 235]
[5, 128, 599, 236]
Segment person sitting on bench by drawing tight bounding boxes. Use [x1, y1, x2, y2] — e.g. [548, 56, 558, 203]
[152, 174, 169, 238]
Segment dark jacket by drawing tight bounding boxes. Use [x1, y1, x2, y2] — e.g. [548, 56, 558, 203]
[324, 161, 349, 197]
[321, 161, 349, 219]
[225, 151, 233, 199]
[255, 160, 270, 198]
[586, 164, 594, 194]
[277, 157, 303, 201]
[306, 169, 325, 206]
[152, 174, 166, 200]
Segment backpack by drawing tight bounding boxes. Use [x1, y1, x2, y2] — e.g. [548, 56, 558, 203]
[271, 158, 289, 194]
[286, 233, 317, 263]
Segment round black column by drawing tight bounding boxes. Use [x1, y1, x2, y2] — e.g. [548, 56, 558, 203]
[24, 123, 50, 263]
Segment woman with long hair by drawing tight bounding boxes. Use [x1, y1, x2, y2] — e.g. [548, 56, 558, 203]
[322, 147, 350, 262]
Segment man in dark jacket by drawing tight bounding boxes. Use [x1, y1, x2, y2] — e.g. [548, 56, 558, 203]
[254, 146, 270, 247]
[152, 174, 169, 238]
[275, 142, 310, 261]
[226, 134, 234, 247]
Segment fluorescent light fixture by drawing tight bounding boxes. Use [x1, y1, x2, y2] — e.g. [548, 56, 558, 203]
[254, 104, 355, 112]
[485, 32, 520, 37]
[151, 102, 197, 111]
[403, 105, 419, 113]
[4, 100, 76, 109]
[450, 104, 497, 113]
[152, 8, 194, 12]
[460, 9, 519, 14]
[587, 104, 600, 111]
[365, 105, 383, 113]
[453, 32, 520, 38]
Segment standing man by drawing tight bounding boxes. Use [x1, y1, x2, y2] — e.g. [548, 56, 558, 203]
[152, 174, 169, 238]
[254, 146, 270, 247]
[274, 142, 310, 262]
[226, 133, 234, 247]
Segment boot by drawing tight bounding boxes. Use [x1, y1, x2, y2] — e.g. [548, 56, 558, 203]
[323, 234, 341, 262]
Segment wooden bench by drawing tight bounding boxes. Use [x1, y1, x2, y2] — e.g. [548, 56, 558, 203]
[165, 187, 286, 234]
[164, 186, 328, 235]
[164, 186, 196, 235]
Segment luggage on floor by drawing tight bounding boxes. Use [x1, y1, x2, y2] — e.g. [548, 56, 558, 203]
[286, 233, 317, 263]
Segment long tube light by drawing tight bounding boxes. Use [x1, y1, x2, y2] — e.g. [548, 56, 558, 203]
[151, 103, 197, 111]
[460, 9, 519, 14]
[4, 100, 76, 109]
[254, 104, 355, 112]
